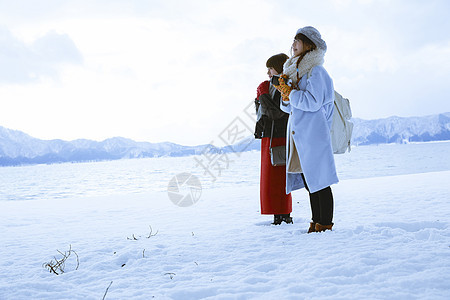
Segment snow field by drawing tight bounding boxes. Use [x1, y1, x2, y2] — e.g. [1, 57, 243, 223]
[0, 171, 449, 299]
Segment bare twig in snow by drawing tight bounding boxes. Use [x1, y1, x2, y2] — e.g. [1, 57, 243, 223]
[127, 234, 139, 240]
[102, 281, 113, 300]
[42, 244, 79, 275]
[127, 226, 158, 241]
[147, 225, 159, 238]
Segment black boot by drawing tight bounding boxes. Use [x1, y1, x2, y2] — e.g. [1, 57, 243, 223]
[281, 214, 293, 224]
[272, 215, 282, 225]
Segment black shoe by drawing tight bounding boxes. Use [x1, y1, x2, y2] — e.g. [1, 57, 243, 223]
[272, 215, 282, 225]
[281, 214, 293, 224]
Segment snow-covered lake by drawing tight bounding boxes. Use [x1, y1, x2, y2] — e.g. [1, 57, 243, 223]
[1, 142, 449, 299]
[1, 141, 450, 202]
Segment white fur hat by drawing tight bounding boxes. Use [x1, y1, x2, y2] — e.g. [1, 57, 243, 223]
[296, 26, 327, 52]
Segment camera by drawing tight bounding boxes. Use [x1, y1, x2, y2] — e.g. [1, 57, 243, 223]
[270, 75, 291, 86]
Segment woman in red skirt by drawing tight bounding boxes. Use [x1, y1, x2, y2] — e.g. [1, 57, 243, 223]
[254, 53, 292, 225]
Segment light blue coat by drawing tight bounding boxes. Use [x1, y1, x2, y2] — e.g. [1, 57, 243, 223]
[280, 65, 339, 194]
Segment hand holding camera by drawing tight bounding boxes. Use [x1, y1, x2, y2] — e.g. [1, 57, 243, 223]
[271, 75, 293, 102]
[256, 80, 270, 101]
[270, 75, 292, 87]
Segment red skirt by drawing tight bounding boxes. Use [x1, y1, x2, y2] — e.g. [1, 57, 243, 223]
[260, 137, 292, 214]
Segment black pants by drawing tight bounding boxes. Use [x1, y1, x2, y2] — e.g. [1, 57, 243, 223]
[301, 173, 334, 225]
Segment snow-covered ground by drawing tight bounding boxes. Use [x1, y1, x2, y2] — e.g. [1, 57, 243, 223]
[1, 143, 450, 299]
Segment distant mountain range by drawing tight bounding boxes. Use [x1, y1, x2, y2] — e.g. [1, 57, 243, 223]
[1, 112, 449, 166]
[351, 112, 450, 145]
[0, 128, 211, 166]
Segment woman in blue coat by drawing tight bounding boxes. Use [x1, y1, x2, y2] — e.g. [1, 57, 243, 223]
[274, 26, 339, 233]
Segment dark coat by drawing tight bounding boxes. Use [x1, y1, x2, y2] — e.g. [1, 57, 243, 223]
[254, 89, 289, 139]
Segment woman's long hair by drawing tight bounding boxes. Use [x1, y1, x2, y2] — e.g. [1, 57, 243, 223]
[293, 33, 317, 82]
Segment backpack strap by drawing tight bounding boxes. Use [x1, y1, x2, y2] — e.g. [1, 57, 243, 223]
[269, 120, 275, 149]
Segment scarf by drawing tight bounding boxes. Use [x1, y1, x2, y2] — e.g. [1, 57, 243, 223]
[283, 49, 326, 86]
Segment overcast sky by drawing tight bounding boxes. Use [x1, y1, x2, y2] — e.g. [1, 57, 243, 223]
[1, 0, 449, 145]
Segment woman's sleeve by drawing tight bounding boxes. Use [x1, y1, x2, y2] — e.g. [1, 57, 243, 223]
[280, 98, 291, 113]
[288, 67, 330, 112]
[259, 92, 287, 120]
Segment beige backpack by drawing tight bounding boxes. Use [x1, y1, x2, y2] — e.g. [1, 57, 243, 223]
[331, 91, 353, 154]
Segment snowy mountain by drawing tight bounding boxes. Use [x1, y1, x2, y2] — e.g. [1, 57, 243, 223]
[351, 112, 450, 145]
[0, 128, 209, 166]
[1, 112, 449, 166]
